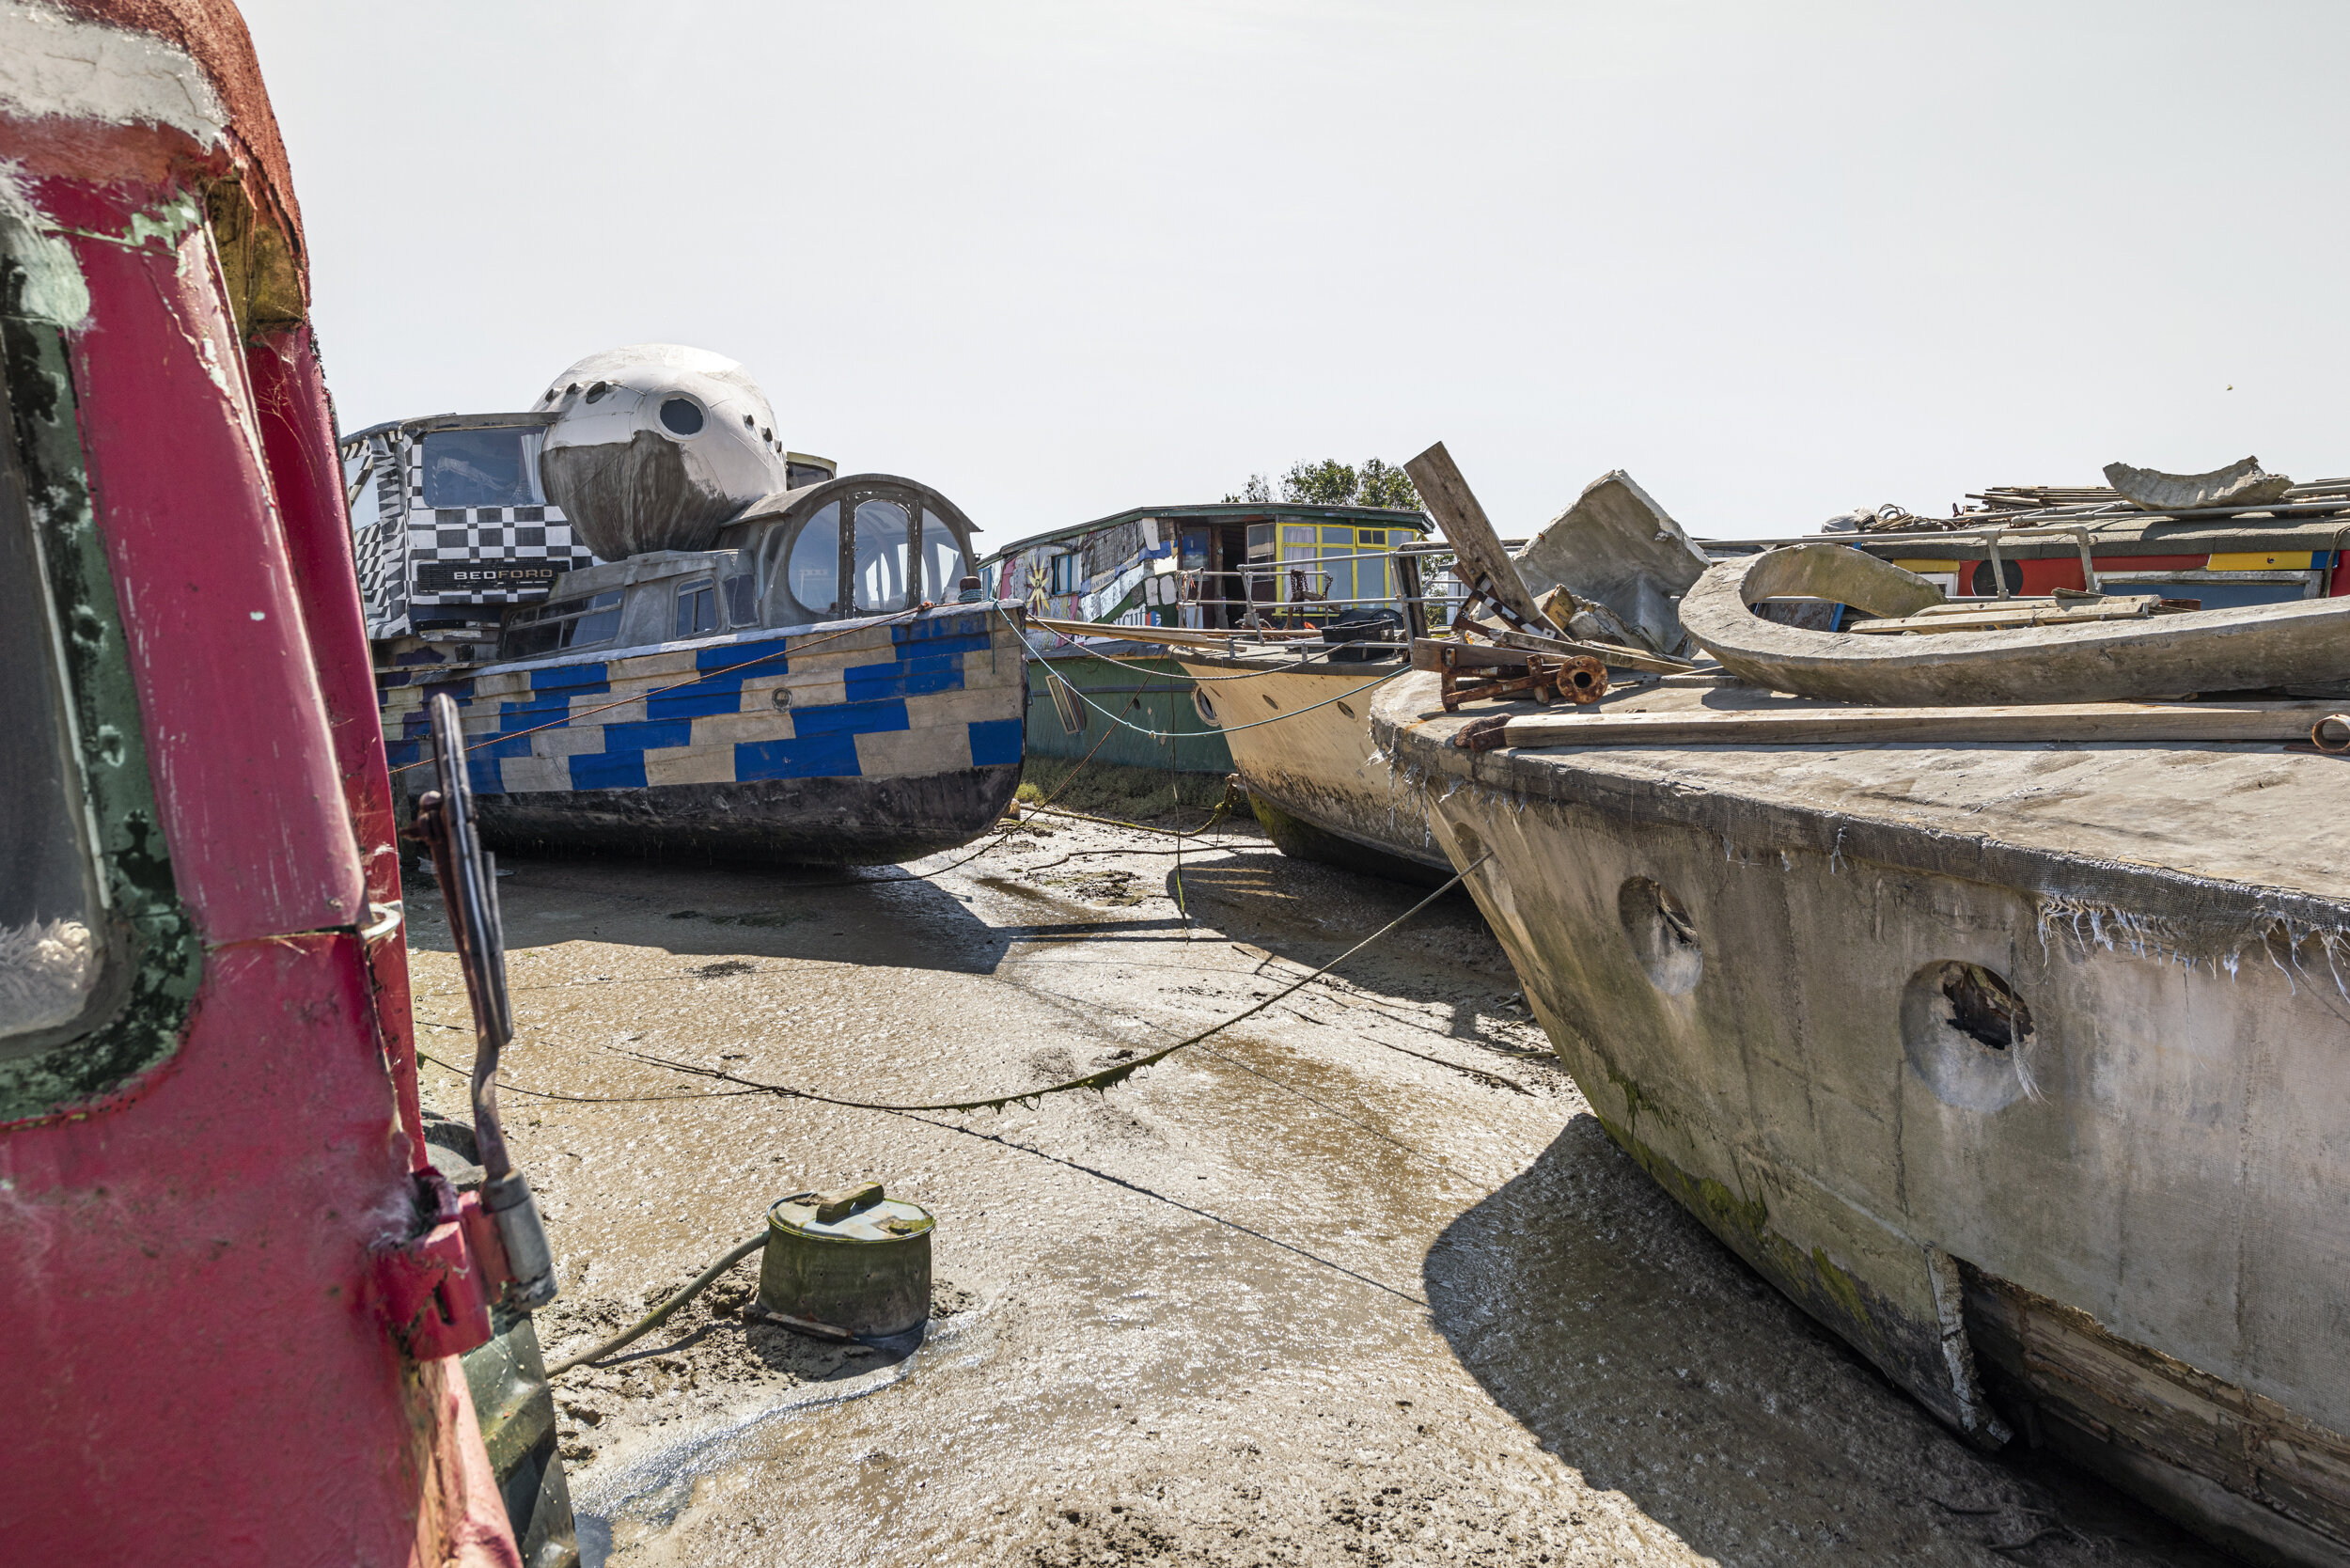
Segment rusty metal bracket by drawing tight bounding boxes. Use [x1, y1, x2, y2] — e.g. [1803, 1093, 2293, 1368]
[1418, 638, 1607, 712]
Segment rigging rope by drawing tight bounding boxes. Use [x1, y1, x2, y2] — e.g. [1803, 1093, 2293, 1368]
[998, 606, 1406, 742]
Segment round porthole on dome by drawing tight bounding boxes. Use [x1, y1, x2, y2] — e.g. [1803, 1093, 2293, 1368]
[659, 397, 706, 436]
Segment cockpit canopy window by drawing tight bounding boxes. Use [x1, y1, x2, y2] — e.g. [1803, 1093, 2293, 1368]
[853, 499, 911, 613]
[921, 511, 968, 600]
[762, 480, 980, 626]
[421, 426, 549, 509]
[501, 589, 621, 659]
[785, 502, 841, 619]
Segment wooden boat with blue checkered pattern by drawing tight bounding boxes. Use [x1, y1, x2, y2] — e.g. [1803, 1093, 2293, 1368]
[377, 473, 1026, 864]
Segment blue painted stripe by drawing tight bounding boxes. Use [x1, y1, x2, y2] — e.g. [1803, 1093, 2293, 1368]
[497, 696, 575, 732]
[700, 636, 791, 674]
[532, 662, 609, 694]
[899, 615, 988, 644]
[647, 685, 745, 721]
[385, 738, 425, 769]
[734, 731, 863, 780]
[789, 697, 909, 737]
[842, 651, 965, 702]
[853, 667, 962, 701]
[465, 755, 505, 796]
[968, 717, 1023, 767]
[887, 629, 992, 660]
[601, 719, 693, 751]
[569, 749, 648, 790]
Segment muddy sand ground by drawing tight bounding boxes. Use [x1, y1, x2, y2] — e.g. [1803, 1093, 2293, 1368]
[406, 805, 2225, 1568]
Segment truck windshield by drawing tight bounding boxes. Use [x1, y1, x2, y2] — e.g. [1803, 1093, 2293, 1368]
[421, 426, 547, 509]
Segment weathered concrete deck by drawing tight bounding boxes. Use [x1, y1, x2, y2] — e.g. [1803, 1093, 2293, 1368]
[407, 810, 2228, 1566]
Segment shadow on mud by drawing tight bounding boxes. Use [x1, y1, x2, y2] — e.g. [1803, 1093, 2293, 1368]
[402, 855, 1017, 975]
[1171, 856, 1484, 959]
[1424, 1115, 2226, 1565]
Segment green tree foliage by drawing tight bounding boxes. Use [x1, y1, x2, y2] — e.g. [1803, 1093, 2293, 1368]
[1281, 459, 1361, 506]
[1355, 458, 1419, 511]
[1222, 459, 1422, 511]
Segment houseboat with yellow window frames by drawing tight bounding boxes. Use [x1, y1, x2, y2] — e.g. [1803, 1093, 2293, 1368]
[985, 502, 1460, 879]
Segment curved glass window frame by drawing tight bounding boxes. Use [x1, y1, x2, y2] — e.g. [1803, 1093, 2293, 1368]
[743, 479, 984, 631]
[0, 384, 109, 1048]
[921, 510, 969, 601]
[852, 498, 913, 614]
[780, 501, 843, 622]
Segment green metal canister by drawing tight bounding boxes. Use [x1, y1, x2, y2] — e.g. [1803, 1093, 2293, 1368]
[757, 1184, 933, 1340]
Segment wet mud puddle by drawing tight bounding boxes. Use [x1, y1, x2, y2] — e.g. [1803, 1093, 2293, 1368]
[405, 812, 2225, 1567]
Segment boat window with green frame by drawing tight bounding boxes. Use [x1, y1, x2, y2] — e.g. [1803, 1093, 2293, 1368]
[0, 272, 200, 1121]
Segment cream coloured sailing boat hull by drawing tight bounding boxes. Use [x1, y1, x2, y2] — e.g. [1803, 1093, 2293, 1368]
[1172, 650, 1449, 882]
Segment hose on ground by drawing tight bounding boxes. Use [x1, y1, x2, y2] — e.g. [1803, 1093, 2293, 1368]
[545, 1223, 784, 1378]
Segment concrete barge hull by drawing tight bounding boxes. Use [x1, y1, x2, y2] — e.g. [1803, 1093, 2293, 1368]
[1371, 669, 2350, 1566]
[1174, 652, 1450, 882]
[384, 606, 1026, 866]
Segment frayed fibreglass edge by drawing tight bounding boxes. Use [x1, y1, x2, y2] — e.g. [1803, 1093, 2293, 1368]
[2035, 897, 2350, 1006]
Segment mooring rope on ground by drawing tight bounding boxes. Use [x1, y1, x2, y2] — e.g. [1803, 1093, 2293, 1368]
[445, 852, 1491, 1376]
[415, 1049, 758, 1105]
[606, 853, 1487, 1114]
[417, 853, 1485, 1121]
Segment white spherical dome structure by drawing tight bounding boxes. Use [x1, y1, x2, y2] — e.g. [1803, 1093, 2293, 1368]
[536, 344, 791, 559]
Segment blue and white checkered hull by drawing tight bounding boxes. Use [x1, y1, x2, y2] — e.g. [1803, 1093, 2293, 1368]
[381, 604, 1026, 863]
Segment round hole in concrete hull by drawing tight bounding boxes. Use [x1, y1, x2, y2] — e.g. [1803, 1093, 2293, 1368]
[1618, 877, 1702, 995]
[1900, 960, 2038, 1111]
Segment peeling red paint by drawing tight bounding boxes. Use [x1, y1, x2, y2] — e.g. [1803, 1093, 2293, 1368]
[0, 5, 519, 1562]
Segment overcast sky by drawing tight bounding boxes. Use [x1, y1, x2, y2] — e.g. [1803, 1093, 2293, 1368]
[242, 0, 2347, 544]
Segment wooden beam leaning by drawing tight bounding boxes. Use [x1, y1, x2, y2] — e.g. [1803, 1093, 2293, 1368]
[1455, 701, 2350, 752]
[1403, 444, 1694, 673]
[1402, 441, 1559, 638]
